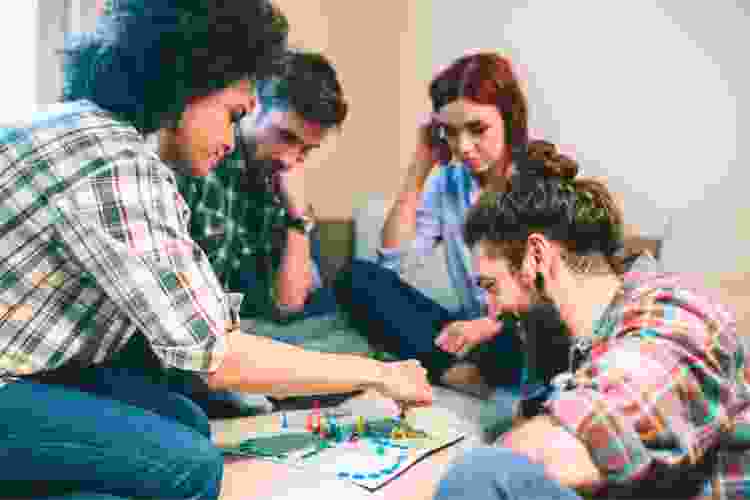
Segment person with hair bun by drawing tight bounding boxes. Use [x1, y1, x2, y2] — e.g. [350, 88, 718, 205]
[432, 140, 750, 499]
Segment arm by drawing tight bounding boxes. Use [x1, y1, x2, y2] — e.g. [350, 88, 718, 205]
[52, 149, 431, 402]
[52, 150, 228, 373]
[502, 317, 737, 494]
[378, 168, 444, 273]
[380, 164, 427, 250]
[205, 328, 380, 397]
[273, 206, 316, 313]
[379, 119, 443, 271]
[500, 415, 602, 491]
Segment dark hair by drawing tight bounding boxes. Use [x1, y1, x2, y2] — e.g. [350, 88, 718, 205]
[464, 140, 625, 273]
[429, 52, 528, 156]
[60, 0, 289, 134]
[258, 49, 348, 129]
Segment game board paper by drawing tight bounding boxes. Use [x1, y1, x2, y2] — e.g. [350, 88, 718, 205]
[218, 410, 465, 491]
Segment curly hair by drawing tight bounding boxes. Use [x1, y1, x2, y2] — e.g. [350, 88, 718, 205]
[60, 0, 289, 134]
[464, 140, 625, 274]
[257, 49, 348, 129]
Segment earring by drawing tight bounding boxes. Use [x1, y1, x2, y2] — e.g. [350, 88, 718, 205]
[535, 272, 545, 293]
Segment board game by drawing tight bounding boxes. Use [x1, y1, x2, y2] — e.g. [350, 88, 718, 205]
[219, 403, 466, 491]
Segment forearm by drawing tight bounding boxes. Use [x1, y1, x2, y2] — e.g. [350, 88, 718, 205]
[500, 415, 602, 492]
[381, 171, 422, 249]
[205, 328, 382, 398]
[274, 229, 314, 311]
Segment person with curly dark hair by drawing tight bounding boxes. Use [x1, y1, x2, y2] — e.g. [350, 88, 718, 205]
[0, 2, 430, 498]
[433, 141, 749, 500]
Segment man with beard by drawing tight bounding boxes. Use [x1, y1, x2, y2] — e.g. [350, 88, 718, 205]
[172, 49, 351, 414]
[177, 49, 346, 322]
[432, 140, 750, 499]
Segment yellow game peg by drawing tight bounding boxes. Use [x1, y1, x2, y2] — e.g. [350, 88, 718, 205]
[319, 416, 328, 436]
[356, 415, 365, 434]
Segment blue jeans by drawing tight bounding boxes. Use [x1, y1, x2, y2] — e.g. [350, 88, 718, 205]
[333, 259, 525, 388]
[236, 229, 338, 321]
[434, 447, 582, 500]
[0, 363, 222, 499]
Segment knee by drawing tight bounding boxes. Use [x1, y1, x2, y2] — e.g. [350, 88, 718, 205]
[434, 447, 542, 500]
[335, 259, 398, 291]
[171, 436, 224, 500]
[168, 392, 212, 438]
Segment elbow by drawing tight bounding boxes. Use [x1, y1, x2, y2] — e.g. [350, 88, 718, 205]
[276, 295, 308, 315]
[276, 278, 314, 312]
[203, 352, 237, 391]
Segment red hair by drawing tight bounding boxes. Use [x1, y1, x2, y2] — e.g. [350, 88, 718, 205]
[429, 52, 528, 154]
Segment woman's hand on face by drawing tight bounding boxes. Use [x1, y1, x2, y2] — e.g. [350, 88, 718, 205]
[374, 360, 433, 407]
[434, 319, 498, 356]
[409, 114, 445, 187]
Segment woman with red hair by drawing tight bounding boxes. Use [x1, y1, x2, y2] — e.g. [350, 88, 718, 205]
[335, 52, 531, 396]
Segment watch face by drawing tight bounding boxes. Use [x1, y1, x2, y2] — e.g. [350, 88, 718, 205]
[287, 214, 314, 235]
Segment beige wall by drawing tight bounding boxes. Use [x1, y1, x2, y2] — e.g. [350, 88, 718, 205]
[275, 0, 433, 220]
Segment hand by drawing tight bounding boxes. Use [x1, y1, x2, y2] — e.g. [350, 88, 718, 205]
[277, 169, 306, 217]
[374, 360, 433, 407]
[407, 114, 445, 190]
[434, 319, 497, 356]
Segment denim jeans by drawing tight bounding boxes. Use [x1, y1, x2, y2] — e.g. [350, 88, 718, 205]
[235, 229, 338, 321]
[333, 259, 525, 388]
[434, 447, 582, 500]
[0, 362, 223, 499]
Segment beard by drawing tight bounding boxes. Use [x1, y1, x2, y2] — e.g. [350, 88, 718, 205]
[236, 131, 287, 196]
[518, 293, 573, 386]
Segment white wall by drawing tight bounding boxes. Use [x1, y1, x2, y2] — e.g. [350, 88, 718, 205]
[431, 0, 749, 273]
[0, 0, 99, 124]
[0, 0, 39, 122]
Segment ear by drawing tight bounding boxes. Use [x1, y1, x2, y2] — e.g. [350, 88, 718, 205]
[522, 233, 553, 283]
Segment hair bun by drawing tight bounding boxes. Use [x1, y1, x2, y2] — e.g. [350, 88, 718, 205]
[523, 140, 579, 180]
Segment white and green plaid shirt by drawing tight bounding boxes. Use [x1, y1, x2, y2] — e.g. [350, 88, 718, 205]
[0, 100, 229, 384]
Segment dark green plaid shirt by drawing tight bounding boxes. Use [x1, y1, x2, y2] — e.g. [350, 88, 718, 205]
[176, 151, 322, 320]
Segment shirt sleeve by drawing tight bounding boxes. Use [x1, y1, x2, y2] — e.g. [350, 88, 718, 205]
[543, 299, 737, 490]
[376, 171, 443, 274]
[50, 148, 228, 374]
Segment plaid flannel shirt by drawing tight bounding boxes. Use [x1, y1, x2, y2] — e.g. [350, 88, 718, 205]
[176, 149, 321, 321]
[0, 100, 229, 384]
[541, 264, 750, 499]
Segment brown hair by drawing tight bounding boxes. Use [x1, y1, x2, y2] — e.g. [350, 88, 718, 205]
[429, 52, 528, 156]
[464, 140, 626, 275]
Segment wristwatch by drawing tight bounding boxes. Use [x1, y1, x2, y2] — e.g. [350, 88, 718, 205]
[284, 212, 315, 236]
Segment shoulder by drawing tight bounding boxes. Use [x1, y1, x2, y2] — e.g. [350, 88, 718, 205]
[4, 100, 169, 182]
[614, 271, 738, 354]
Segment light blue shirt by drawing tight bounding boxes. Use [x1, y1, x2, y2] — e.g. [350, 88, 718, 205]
[377, 163, 488, 319]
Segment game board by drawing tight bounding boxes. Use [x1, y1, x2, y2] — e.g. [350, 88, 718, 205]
[220, 405, 466, 491]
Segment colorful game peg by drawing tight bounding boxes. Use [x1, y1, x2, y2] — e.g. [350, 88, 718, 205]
[328, 416, 339, 441]
[314, 400, 321, 431]
[356, 415, 365, 434]
[306, 413, 314, 432]
[319, 416, 328, 437]
[281, 412, 288, 429]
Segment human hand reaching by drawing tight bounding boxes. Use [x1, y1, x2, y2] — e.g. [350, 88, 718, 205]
[373, 360, 433, 408]
[434, 318, 498, 356]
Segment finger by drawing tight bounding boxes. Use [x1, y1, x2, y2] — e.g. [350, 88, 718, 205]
[417, 112, 437, 129]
